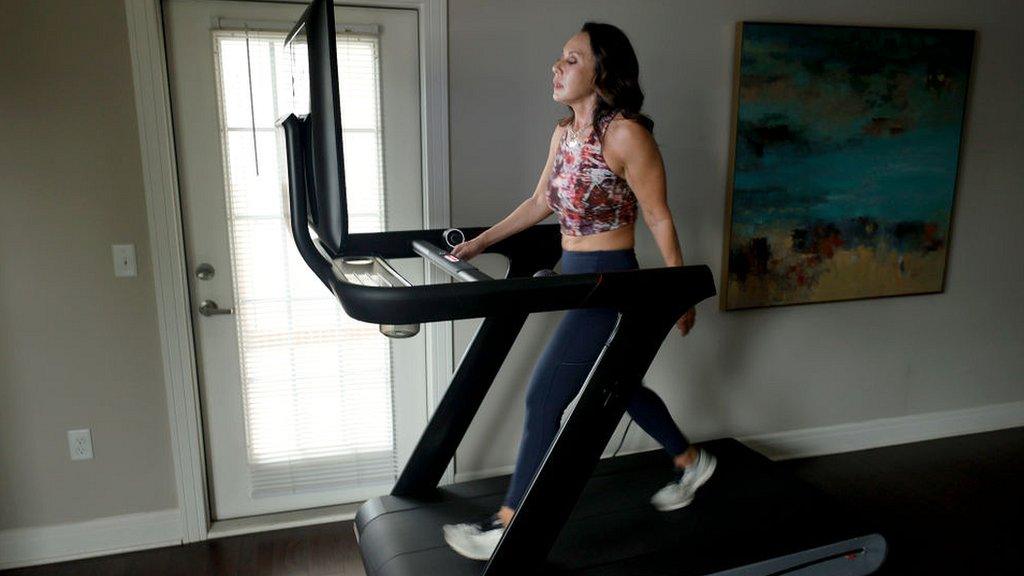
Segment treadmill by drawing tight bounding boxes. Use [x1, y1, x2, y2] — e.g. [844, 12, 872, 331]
[278, 1, 887, 574]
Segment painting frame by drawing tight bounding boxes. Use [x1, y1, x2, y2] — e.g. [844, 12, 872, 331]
[721, 21, 976, 311]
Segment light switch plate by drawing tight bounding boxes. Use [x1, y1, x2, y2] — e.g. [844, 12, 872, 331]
[112, 244, 137, 277]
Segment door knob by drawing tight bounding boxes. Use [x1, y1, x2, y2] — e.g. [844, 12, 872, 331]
[199, 300, 233, 317]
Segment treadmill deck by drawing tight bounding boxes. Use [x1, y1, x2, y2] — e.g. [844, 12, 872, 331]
[355, 438, 885, 575]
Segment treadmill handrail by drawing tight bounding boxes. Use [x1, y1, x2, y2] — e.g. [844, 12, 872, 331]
[411, 239, 493, 282]
[281, 113, 716, 326]
[331, 265, 715, 324]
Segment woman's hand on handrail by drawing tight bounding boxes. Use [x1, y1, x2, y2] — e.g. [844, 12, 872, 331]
[450, 236, 487, 260]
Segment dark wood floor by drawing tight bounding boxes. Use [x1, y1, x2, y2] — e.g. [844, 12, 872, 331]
[5, 427, 1021, 575]
[780, 426, 1023, 575]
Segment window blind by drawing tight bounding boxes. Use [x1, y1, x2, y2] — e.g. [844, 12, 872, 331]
[212, 29, 394, 499]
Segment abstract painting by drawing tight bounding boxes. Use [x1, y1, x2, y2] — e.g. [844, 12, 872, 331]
[722, 23, 974, 310]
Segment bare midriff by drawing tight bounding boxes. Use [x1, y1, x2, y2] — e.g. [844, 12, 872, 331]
[561, 222, 635, 252]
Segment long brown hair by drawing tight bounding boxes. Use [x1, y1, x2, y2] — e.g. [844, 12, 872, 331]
[560, 22, 654, 140]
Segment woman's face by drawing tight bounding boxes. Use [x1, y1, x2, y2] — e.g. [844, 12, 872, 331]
[552, 32, 596, 105]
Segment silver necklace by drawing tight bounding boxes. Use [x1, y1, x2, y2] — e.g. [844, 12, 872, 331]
[566, 121, 593, 150]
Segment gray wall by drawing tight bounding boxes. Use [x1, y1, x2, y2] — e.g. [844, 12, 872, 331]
[449, 0, 1024, 474]
[0, 0, 1020, 534]
[0, 0, 177, 530]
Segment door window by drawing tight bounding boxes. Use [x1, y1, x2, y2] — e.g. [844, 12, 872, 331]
[212, 30, 394, 498]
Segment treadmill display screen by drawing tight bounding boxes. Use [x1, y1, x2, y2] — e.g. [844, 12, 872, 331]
[284, 0, 349, 256]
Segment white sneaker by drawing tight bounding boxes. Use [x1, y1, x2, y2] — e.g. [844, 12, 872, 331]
[650, 448, 717, 512]
[442, 514, 505, 560]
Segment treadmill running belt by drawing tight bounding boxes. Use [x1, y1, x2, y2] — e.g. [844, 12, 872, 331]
[355, 438, 886, 575]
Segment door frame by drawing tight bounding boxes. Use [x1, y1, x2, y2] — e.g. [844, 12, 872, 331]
[124, 0, 452, 542]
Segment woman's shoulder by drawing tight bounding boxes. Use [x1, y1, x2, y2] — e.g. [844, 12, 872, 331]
[603, 112, 653, 147]
[601, 112, 657, 166]
[604, 110, 646, 131]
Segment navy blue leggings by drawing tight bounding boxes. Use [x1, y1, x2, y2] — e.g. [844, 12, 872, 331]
[504, 248, 690, 510]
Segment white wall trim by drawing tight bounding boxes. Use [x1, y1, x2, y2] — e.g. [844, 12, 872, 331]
[0, 510, 182, 571]
[418, 0, 457, 488]
[123, 0, 453, 548]
[455, 463, 517, 484]
[207, 502, 360, 540]
[124, 0, 209, 543]
[454, 400, 1024, 482]
[740, 399, 1024, 461]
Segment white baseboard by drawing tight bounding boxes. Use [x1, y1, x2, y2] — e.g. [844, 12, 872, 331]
[454, 400, 1024, 483]
[206, 502, 361, 540]
[741, 400, 1024, 460]
[455, 463, 517, 484]
[0, 509, 182, 570]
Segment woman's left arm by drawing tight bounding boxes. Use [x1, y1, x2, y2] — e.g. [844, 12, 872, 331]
[604, 119, 682, 267]
[604, 119, 696, 336]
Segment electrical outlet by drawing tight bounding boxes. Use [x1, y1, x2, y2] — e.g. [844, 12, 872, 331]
[67, 429, 94, 461]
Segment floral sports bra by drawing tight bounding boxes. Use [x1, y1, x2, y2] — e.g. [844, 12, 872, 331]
[546, 112, 638, 236]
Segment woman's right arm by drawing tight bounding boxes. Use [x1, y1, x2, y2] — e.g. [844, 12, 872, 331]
[450, 125, 564, 259]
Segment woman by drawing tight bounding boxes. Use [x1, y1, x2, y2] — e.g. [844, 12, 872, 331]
[442, 22, 715, 561]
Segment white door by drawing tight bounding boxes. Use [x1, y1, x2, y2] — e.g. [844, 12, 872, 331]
[164, 0, 427, 520]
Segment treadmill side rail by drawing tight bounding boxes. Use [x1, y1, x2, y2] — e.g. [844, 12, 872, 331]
[705, 534, 888, 576]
